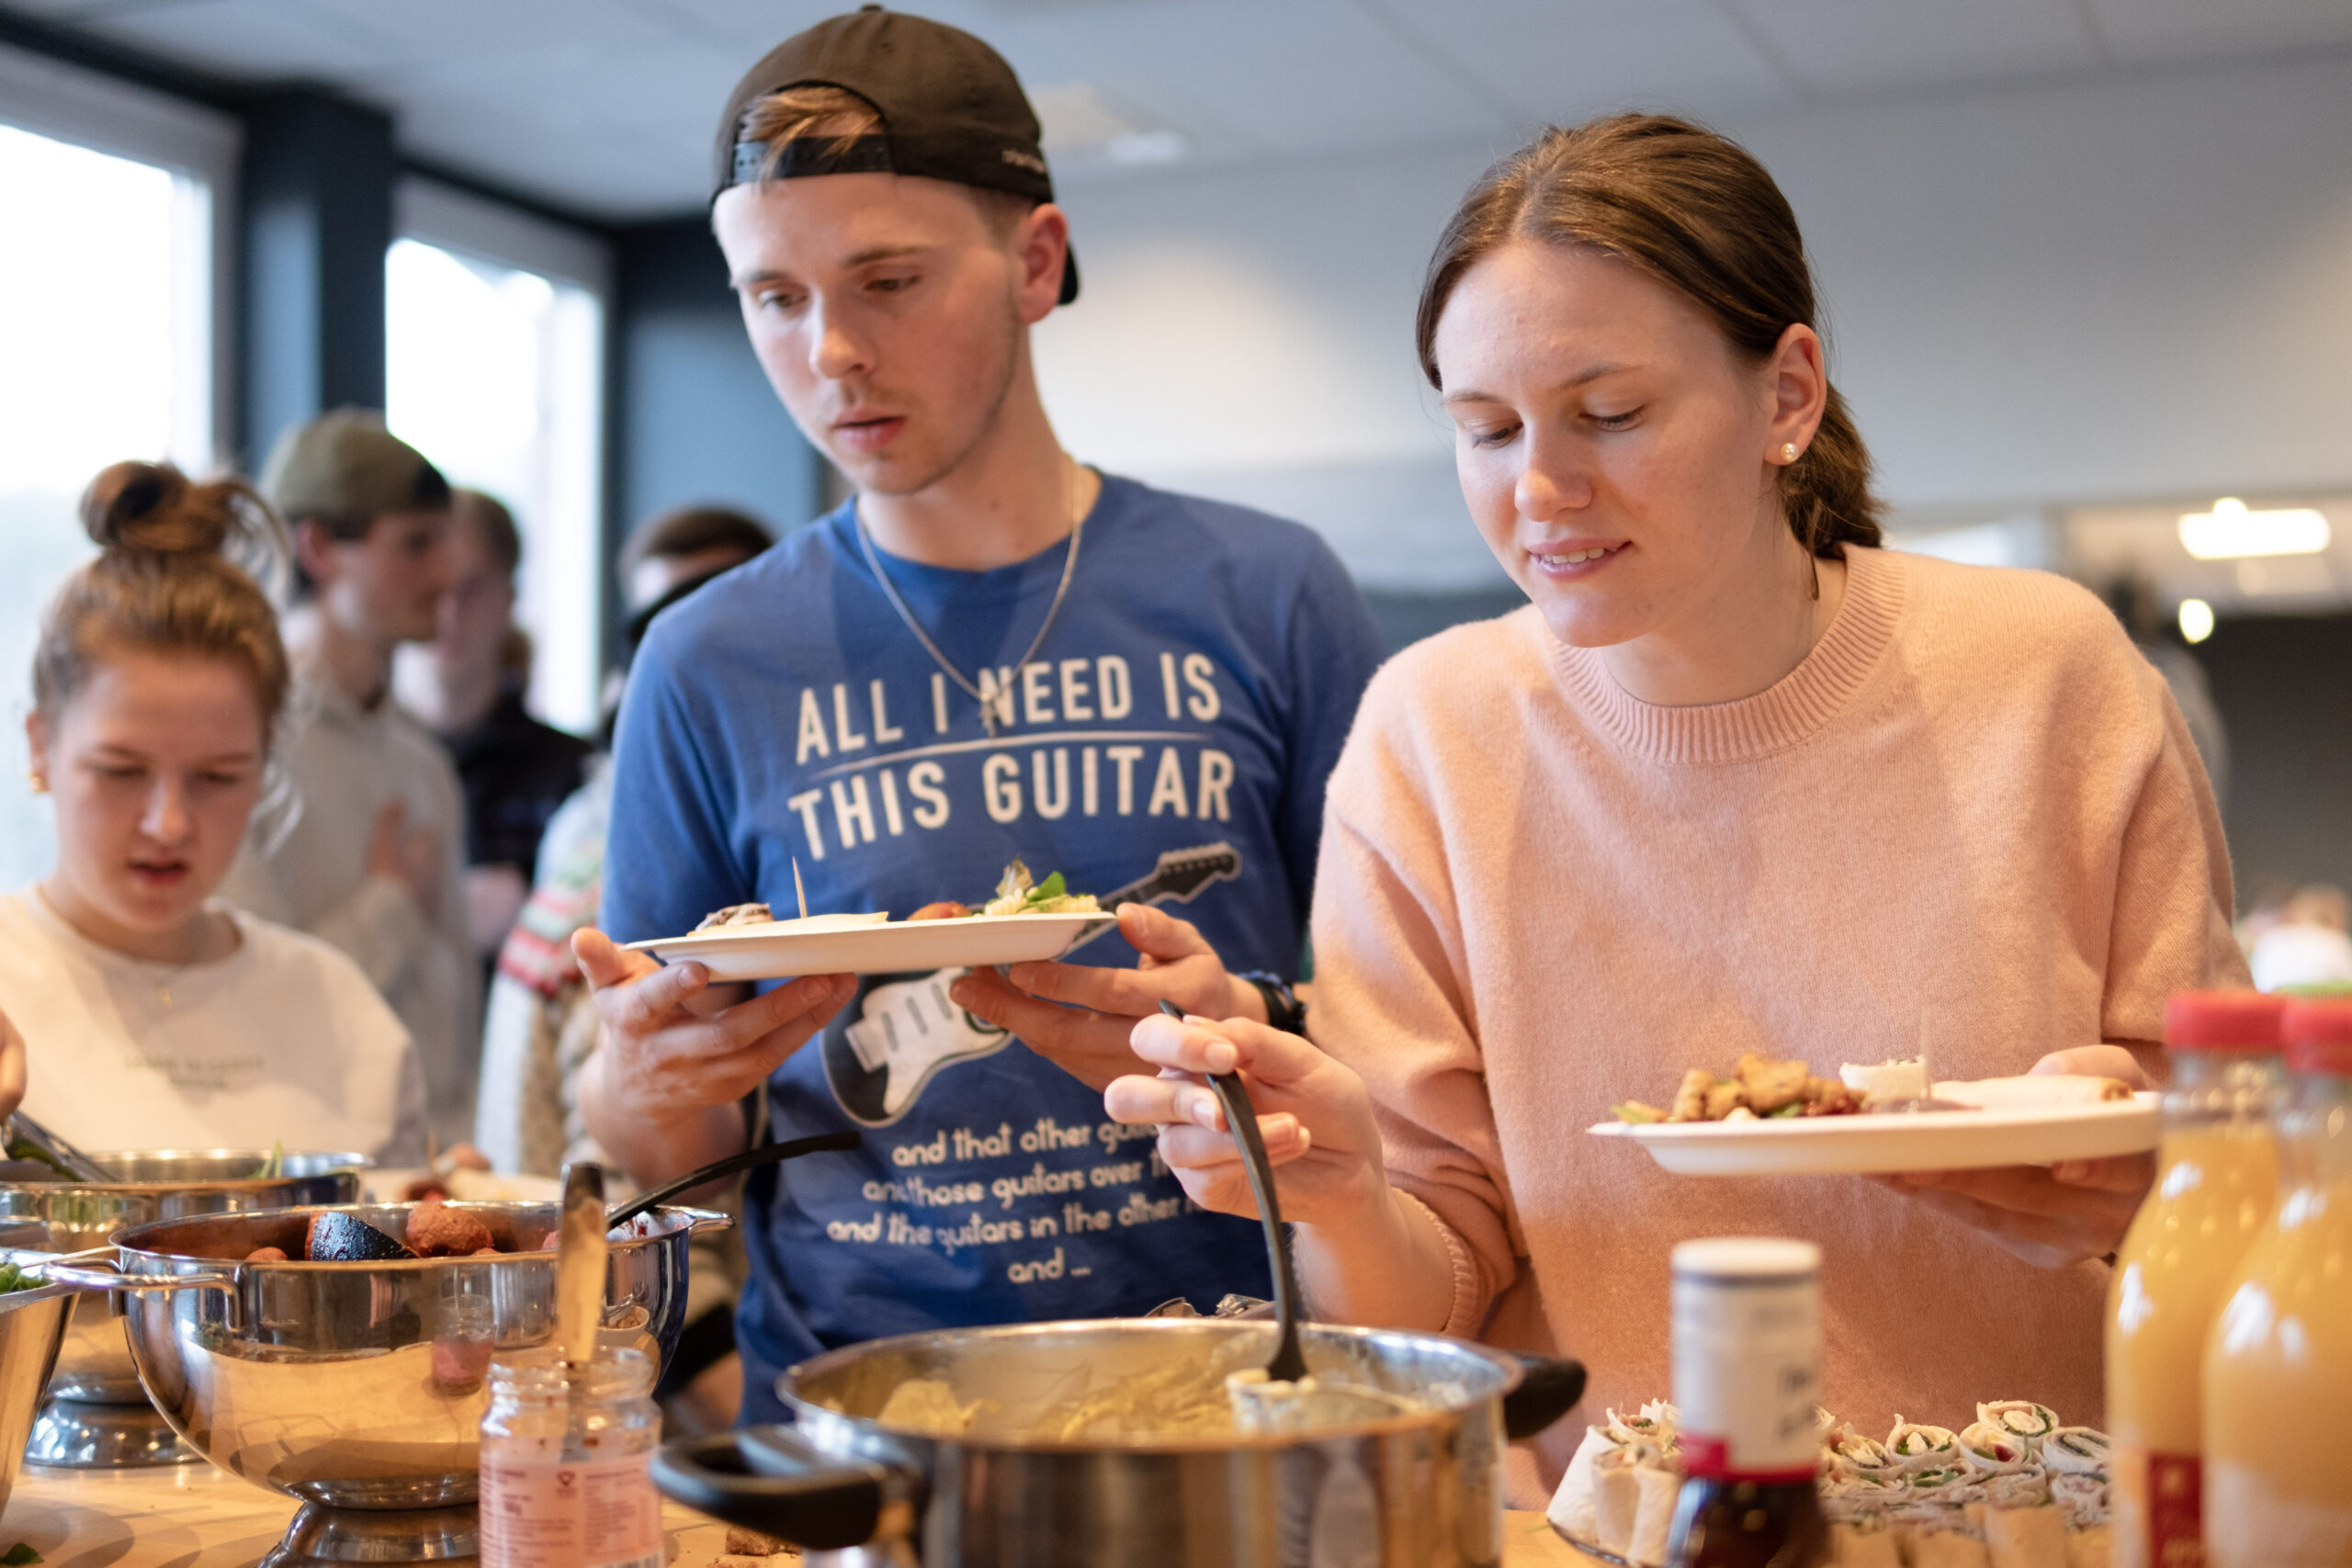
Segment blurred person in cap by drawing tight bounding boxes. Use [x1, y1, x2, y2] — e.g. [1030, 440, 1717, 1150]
[476, 504, 773, 1433]
[393, 490, 592, 963]
[571, 6, 1385, 1422]
[218, 409, 481, 1147]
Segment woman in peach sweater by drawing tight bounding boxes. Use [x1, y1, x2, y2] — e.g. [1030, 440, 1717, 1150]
[1106, 115, 2244, 1487]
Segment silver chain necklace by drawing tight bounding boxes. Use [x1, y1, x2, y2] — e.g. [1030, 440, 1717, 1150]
[854, 465, 1086, 738]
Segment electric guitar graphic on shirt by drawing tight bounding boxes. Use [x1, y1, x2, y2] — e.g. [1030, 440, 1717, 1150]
[820, 842, 1244, 1127]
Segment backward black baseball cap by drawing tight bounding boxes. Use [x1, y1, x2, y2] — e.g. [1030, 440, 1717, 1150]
[714, 4, 1078, 305]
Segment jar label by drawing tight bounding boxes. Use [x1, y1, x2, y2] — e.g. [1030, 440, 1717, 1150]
[1671, 1272, 1819, 1478]
[480, 1449, 663, 1568]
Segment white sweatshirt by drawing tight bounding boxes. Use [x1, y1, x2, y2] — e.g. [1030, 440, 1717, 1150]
[0, 889, 426, 1165]
[217, 676, 480, 1145]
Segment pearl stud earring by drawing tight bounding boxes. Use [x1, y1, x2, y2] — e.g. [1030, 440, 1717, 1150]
[1781, 443, 1799, 463]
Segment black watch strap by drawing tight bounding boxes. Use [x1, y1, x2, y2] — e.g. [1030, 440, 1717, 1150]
[1239, 971, 1306, 1036]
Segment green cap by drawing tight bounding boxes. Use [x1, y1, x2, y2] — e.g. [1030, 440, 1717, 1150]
[261, 409, 450, 523]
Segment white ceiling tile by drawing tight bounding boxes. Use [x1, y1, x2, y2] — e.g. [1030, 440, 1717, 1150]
[81, 0, 412, 81]
[1727, 0, 2106, 96]
[2081, 0, 2352, 64]
[1016, 0, 1510, 157]
[1377, 0, 1801, 126]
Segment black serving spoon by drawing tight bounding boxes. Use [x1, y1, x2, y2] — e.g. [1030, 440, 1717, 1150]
[1158, 998, 1308, 1384]
[605, 1130, 862, 1229]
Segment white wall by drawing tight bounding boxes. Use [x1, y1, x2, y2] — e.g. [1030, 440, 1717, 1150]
[1035, 50, 2352, 592]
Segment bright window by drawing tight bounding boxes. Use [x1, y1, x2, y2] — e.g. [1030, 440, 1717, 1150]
[386, 186, 607, 737]
[0, 93, 223, 891]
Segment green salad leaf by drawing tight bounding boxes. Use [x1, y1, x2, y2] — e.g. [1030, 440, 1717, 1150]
[2, 1541, 44, 1564]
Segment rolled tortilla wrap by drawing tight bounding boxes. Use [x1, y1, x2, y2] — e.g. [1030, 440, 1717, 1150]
[1933, 1076, 2132, 1109]
[1985, 1504, 2067, 1568]
[1548, 1426, 1615, 1543]
[1591, 1448, 1644, 1558]
[2062, 1524, 2110, 1568]
[1631, 1465, 1681, 1567]
[1974, 1400, 2063, 1442]
[1958, 1419, 2034, 1474]
[1830, 1522, 1903, 1567]
[1888, 1417, 1963, 1472]
[1909, 1528, 1994, 1568]
[2039, 1427, 2109, 1475]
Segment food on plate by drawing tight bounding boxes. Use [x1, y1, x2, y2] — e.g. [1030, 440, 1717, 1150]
[1615, 1055, 2137, 1125]
[1841, 1056, 1930, 1105]
[0, 1261, 40, 1293]
[405, 1198, 495, 1258]
[243, 1246, 288, 1262]
[305, 1211, 418, 1262]
[1612, 1053, 1861, 1124]
[1548, 1398, 2110, 1567]
[908, 900, 971, 921]
[981, 860, 1101, 917]
[695, 902, 775, 931]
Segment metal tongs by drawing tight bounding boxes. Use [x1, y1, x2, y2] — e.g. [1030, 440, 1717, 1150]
[5, 1112, 119, 1183]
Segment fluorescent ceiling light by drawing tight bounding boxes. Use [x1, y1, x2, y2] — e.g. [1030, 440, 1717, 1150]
[2177, 497, 2331, 560]
[2177, 598, 2214, 644]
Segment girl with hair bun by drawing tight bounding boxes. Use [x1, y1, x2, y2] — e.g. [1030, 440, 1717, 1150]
[1101, 116, 2244, 1490]
[0, 460, 425, 1163]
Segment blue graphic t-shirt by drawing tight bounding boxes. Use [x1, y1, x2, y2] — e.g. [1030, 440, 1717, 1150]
[601, 475, 1386, 1421]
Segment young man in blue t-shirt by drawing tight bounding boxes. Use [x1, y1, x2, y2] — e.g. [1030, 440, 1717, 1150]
[575, 6, 1385, 1421]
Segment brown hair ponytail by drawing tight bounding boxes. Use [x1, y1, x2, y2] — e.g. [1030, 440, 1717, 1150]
[34, 461, 294, 739]
[1415, 114, 1883, 558]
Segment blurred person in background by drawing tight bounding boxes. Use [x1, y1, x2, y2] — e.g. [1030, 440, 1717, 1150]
[394, 489, 591, 962]
[0, 461, 425, 1162]
[218, 409, 481, 1147]
[2247, 883, 2352, 992]
[474, 502, 773, 1432]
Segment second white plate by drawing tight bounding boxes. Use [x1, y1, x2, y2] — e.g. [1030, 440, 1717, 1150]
[624, 911, 1116, 983]
[1587, 1094, 2159, 1176]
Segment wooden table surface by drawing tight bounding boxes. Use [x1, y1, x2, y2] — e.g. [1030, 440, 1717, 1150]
[0, 1459, 1587, 1565]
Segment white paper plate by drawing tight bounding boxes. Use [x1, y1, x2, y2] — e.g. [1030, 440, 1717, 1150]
[624, 910, 1116, 983]
[1587, 1093, 2159, 1176]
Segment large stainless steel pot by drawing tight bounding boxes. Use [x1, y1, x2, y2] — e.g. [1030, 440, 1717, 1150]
[655, 1317, 1586, 1568]
[47, 1199, 725, 1509]
[0, 1148, 365, 1467]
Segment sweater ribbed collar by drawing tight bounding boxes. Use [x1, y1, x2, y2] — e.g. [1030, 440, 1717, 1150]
[1547, 545, 1905, 765]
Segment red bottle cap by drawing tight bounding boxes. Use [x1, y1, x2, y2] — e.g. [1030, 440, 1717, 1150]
[2281, 997, 2352, 1076]
[2164, 990, 2287, 1051]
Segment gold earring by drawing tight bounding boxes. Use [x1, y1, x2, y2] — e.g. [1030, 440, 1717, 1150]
[1781, 443, 1799, 463]
[27, 770, 47, 795]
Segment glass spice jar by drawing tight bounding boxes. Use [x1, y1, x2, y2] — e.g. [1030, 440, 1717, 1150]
[479, 1345, 664, 1568]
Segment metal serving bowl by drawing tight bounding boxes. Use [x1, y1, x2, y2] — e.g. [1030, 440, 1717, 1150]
[0, 1264, 77, 1513]
[0, 1150, 367, 1408]
[48, 1200, 725, 1511]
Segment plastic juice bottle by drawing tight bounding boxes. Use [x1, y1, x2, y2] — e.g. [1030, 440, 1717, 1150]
[2107, 989, 2288, 1568]
[2202, 996, 2352, 1568]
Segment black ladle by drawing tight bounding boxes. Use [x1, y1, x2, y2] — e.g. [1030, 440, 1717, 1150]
[605, 1130, 861, 1229]
[1159, 999, 1307, 1384]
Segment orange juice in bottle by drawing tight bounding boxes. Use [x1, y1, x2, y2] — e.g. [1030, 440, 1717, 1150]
[2108, 990, 2287, 1568]
[2202, 996, 2352, 1568]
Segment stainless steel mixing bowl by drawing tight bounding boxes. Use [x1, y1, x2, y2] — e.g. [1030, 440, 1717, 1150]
[49, 1200, 724, 1511]
[0, 1263, 77, 1514]
[0, 1149, 366, 1414]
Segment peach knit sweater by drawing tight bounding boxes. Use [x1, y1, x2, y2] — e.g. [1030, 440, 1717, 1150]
[1309, 546, 2245, 1489]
